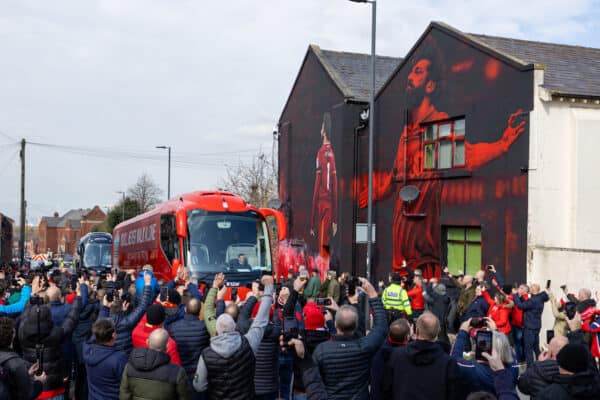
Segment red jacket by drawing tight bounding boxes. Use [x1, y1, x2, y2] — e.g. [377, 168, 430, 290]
[407, 284, 424, 311]
[508, 293, 527, 328]
[583, 319, 600, 358]
[482, 290, 511, 334]
[132, 315, 182, 366]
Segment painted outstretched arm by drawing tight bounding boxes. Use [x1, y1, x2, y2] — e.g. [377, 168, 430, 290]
[465, 109, 526, 170]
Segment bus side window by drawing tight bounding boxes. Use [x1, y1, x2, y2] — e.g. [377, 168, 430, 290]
[160, 214, 178, 265]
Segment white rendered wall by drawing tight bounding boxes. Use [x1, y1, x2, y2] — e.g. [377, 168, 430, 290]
[527, 68, 600, 335]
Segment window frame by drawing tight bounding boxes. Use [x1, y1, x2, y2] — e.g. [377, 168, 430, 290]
[422, 118, 466, 171]
[443, 226, 482, 276]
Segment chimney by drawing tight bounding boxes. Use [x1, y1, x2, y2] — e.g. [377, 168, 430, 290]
[53, 212, 59, 218]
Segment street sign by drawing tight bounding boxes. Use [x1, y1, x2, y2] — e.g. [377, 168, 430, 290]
[355, 223, 376, 243]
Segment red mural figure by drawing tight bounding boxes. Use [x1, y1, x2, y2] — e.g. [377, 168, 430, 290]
[311, 112, 338, 256]
[360, 56, 526, 277]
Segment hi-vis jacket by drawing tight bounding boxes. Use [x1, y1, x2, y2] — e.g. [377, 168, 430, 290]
[382, 283, 413, 315]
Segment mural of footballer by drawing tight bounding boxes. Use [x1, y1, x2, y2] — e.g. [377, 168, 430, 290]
[360, 51, 526, 277]
[311, 112, 338, 257]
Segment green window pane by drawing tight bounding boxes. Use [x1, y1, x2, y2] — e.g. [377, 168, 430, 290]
[439, 141, 452, 169]
[466, 243, 482, 276]
[448, 242, 465, 275]
[439, 123, 451, 137]
[467, 227, 482, 242]
[448, 227, 465, 240]
[455, 119, 466, 137]
[454, 141, 465, 166]
[424, 144, 435, 169]
[424, 125, 436, 141]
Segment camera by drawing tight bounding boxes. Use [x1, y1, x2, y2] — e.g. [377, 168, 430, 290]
[159, 287, 169, 302]
[106, 288, 115, 303]
[470, 317, 486, 328]
[565, 302, 577, 320]
[316, 298, 332, 306]
[30, 295, 44, 306]
[282, 316, 299, 344]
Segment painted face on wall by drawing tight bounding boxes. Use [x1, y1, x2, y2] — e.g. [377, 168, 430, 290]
[407, 59, 431, 91]
[406, 58, 436, 109]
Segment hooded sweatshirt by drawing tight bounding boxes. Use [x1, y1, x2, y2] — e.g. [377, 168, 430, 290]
[120, 347, 190, 400]
[383, 339, 459, 400]
[82, 341, 128, 400]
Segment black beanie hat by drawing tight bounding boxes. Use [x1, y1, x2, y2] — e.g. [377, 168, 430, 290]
[146, 304, 166, 326]
[391, 272, 402, 283]
[557, 343, 589, 374]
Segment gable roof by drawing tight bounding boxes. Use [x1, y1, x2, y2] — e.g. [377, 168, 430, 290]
[468, 33, 600, 99]
[41, 208, 92, 228]
[312, 45, 403, 102]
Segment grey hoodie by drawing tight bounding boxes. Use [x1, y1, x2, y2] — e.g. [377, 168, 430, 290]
[193, 284, 274, 392]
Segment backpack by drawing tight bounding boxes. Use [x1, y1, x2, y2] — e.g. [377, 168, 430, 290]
[0, 352, 18, 400]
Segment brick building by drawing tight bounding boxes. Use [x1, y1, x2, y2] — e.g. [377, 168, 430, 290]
[38, 206, 106, 255]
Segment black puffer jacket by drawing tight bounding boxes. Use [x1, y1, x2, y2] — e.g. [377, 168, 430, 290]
[0, 349, 43, 400]
[518, 360, 559, 398]
[312, 297, 387, 400]
[18, 298, 81, 393]
[254, 322, 281, 395]
[72, 299, 99, 364]
[167, 314, 209, 376]
[97, 286, 152, 354]
[202, 336, 256, 400]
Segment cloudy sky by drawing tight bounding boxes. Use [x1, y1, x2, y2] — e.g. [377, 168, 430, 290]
[0, 0, 599, 223]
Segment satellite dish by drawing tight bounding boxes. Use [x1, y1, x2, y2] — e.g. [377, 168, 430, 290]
[399, 185, 420, 202]
[267, 198, 283, 209]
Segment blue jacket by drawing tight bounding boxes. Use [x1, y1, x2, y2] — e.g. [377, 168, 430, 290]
[98, 286, 152, 354]
[451, 330, 519, 396]
[82, 341, 128, 400]
[0, 285, 31, 315]
[166, 313, 209, 375]
[134, 271, 160, 302]
[461, 295, 489, 322]
[513, 292, 549, 330]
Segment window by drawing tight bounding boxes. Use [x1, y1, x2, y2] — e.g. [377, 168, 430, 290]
[160, 214, 179, 265]
[445, 226, 481, 276]
[423, 118, 465, 170]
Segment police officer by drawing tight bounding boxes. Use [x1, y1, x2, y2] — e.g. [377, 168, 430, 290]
[382, 273, 412, 324]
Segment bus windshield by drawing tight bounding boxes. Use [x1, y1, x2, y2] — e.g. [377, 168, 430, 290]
[187, 210, 272, 275]
[83, 243, 112, 268]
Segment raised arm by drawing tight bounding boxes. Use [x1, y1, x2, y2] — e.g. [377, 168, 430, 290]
[245, 276, 275, 354]
[465, 109, 526, 170]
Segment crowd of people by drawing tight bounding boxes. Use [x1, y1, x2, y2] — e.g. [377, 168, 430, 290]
[0, 262, 600, 400]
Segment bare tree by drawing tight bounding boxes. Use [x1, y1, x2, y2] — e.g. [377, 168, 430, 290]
[220, 149, 277, 208]
[127, 173, 163, 212]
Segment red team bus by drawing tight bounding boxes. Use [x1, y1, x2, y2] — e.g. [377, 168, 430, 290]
[112, 191, 287, 294]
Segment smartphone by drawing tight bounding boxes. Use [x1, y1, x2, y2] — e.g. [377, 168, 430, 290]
[231, 287, 238, 302]
[282, 316, 299, 344]
[475, 330, 493, 361]
[546, 330, 555, 344]
[159, 286, 169, 302]
[316, 298, 332, 306]
[486, 265, 494, 271]
[546, 280, 551, 289]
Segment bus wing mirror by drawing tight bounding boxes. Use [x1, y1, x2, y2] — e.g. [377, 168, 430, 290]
[176, 209, 187, 238]
[260, 208, 287, 241]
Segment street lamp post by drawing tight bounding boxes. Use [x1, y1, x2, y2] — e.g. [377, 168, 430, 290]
[116, 191, 125, 222]
[350, 0, 376, 283]
[156, 146, 171, 199]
